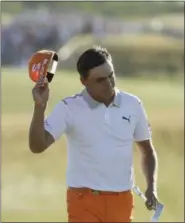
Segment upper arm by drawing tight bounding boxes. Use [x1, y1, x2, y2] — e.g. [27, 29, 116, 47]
[44, 100, 72, 142]
[134, 99, 152, 142]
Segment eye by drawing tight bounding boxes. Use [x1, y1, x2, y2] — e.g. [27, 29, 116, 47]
[96, 77, 106, 83]
[96, 72, 114, 83]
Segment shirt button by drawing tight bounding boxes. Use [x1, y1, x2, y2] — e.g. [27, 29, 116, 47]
[104, 113, 110, 123]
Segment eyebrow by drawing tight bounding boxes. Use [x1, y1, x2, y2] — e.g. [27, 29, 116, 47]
[96, 71, 114, 82]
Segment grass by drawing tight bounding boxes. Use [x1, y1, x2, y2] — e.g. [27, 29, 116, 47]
[1, 67, 184, 222]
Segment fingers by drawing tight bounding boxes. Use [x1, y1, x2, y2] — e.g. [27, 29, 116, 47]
[145, 197, 158, 210]
[35, 76, 48, 88]
[145, 200, 154, 210]
[32, 75, 49, 106]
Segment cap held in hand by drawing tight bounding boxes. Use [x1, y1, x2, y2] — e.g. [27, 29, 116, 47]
[28, 49, 58, 83]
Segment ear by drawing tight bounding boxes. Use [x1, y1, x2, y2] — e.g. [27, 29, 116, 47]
[80, 76, 87, 87]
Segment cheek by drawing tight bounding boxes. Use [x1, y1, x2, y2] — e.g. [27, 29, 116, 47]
[89, 82, 100, 89]
[87, 83, 99, 93]
[88, 82, 108, 93]
[94, 85, 103, 92]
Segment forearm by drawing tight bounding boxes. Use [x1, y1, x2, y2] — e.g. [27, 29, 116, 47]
[141, 147, 158, 191]
[29, 103, 47, 153]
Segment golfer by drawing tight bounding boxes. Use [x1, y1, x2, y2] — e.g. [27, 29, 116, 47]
[29, 46, 159, 222]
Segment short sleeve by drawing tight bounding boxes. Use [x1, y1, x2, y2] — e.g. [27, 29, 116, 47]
[134, 99, 152, 142]
[44, 100, 72, 141]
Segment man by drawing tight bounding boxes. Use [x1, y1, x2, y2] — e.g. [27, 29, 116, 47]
[29, 46, 159, 222]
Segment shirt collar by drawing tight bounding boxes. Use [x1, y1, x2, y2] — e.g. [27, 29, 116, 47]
[82, 88, 121, 109]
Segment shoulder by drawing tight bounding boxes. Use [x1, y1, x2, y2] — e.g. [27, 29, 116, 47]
[118, 90, 142, 106]
[47, 93, 83, 119]
[62, 93, 83, 104]
[60, 92, 85, 111]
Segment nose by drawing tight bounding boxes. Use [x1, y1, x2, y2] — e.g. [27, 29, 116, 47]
[105, 76, 114, 88]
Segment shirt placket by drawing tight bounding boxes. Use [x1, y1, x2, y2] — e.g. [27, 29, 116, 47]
[104, 106, 111, 126]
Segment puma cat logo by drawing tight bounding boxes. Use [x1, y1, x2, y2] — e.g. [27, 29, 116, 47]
[122, 116, 131, 123]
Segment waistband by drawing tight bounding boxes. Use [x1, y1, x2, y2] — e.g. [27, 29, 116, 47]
[68, 187, 131, 195]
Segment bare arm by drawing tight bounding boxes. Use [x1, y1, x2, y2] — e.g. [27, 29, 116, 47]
[29, 78, 54, 153]
[134, 99, 159, 209]
[29, 103, 54, 153]
[29, 78, 71, 153]
[136, 139, 158, 191]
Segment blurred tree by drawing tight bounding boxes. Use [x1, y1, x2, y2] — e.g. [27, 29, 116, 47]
[2, 1, 184, 17]
[2, 1, 22, 14]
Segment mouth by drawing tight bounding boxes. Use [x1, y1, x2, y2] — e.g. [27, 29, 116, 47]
[105, 87, 115, 97]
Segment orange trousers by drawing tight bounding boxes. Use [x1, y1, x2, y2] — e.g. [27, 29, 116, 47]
[67, 187, 134, 222]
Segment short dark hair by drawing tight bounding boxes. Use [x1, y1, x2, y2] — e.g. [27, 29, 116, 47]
[77, 46, 112, 79]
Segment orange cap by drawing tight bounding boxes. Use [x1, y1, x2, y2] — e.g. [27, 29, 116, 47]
[28, 50, 58, 83]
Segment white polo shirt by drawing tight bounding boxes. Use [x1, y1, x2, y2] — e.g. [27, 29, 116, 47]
[44, 88, 151, 192]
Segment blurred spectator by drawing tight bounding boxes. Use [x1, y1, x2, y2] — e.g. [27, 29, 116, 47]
[2, 9, 184, 67]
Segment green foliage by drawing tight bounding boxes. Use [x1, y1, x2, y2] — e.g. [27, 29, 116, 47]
[2, 1, 183, 17]
[58, 34, 183, 78]
[2, 2, 22, 14]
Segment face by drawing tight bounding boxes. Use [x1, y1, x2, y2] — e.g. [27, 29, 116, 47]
[80, 60, 116, 103]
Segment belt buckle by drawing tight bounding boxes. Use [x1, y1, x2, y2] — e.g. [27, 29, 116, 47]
[92, 190, 99, 195]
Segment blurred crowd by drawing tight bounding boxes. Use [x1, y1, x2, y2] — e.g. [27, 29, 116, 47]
[2, 9, 184, 66]
[2, 10, 83, 66]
